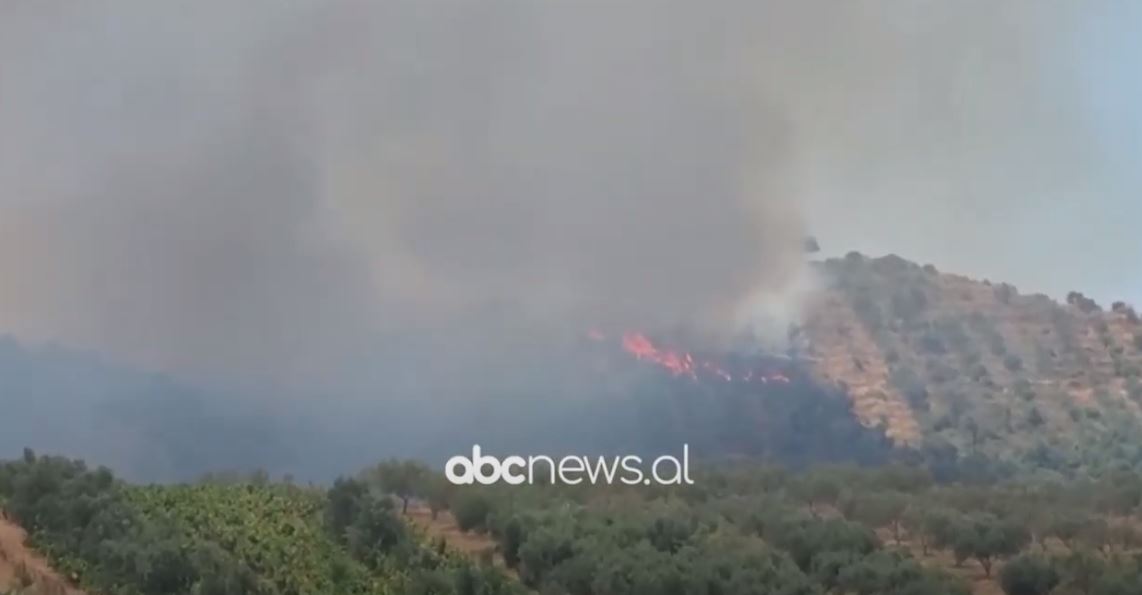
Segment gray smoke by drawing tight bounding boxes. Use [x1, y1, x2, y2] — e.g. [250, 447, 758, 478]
[0, 0, 1131, 389]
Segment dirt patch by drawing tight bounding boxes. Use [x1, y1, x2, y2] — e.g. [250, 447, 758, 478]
[803, 291, 923, 447]
[405, 503, 501, 560]
[404, 502, 520, 581]
[0, 513, 84, 595]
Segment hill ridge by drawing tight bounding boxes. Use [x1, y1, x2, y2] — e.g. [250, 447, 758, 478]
[800, 252, 1142, 473]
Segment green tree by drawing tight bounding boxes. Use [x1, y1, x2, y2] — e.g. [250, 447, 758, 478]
[419, 473, 455, 521]
[326, 476, 369, 539]
[1047, 512, 1088, 551]
[792, 472, 843, 519]
[1000, 554, 1060, 595]
[1057, 548, 1106, 595]
[904, 507, 954, 557]
[947, 514, 1030, 577]
[371, 459, 428, 515]
[500, 517, 526, 569]
[453, 490, 494, 533]
[848, 492, 908, 545]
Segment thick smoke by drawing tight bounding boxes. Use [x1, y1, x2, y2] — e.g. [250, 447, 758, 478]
[0, 0, 1128, 389]
[0, 1, 812, 385]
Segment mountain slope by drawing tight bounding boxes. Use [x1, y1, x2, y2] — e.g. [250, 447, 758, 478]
[801, 253, 1142, 474]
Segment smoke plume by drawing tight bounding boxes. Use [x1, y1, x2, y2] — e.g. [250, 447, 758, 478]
[0, 1, 1125, 387]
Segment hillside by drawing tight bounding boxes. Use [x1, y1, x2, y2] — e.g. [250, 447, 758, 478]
[801, 253, 1142, 475]
[0, 453, 521, 595]
[4, 252, 1141, 482]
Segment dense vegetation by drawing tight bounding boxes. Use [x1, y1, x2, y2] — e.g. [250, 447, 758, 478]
[8, 449, 1142, 594]
[366, 459, 1142, 595]
[815, 253, 1142, 475]
[372, 454, 1142, 589]
[0, 450, 520, 595]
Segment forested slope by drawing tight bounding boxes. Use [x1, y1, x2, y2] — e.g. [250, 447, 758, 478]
[803, 253, 1142, 475]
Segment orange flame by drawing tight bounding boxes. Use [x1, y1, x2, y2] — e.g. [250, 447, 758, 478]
[621, 332, 697, 377]
[594, 329, 792, 385]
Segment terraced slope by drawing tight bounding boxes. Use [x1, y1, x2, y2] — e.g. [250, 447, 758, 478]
[801, 253, 1142, 473]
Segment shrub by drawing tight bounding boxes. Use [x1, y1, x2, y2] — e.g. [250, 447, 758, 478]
[1000, 554, 1059, 595]
[453, 491, 494, 532]
[1066, 292, 1101, 314]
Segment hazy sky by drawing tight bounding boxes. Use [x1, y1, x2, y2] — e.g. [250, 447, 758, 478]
[1077, 2, 1142, 306]
[802, 2, 1142, 306]
[0, 1, 1139, 385]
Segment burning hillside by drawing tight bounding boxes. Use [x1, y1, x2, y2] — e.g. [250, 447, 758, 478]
[573, 327, 893, 466]
[587, 329, 792, 385]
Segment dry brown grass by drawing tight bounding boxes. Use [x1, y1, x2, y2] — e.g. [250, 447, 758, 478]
[803, 291, 923, 447]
